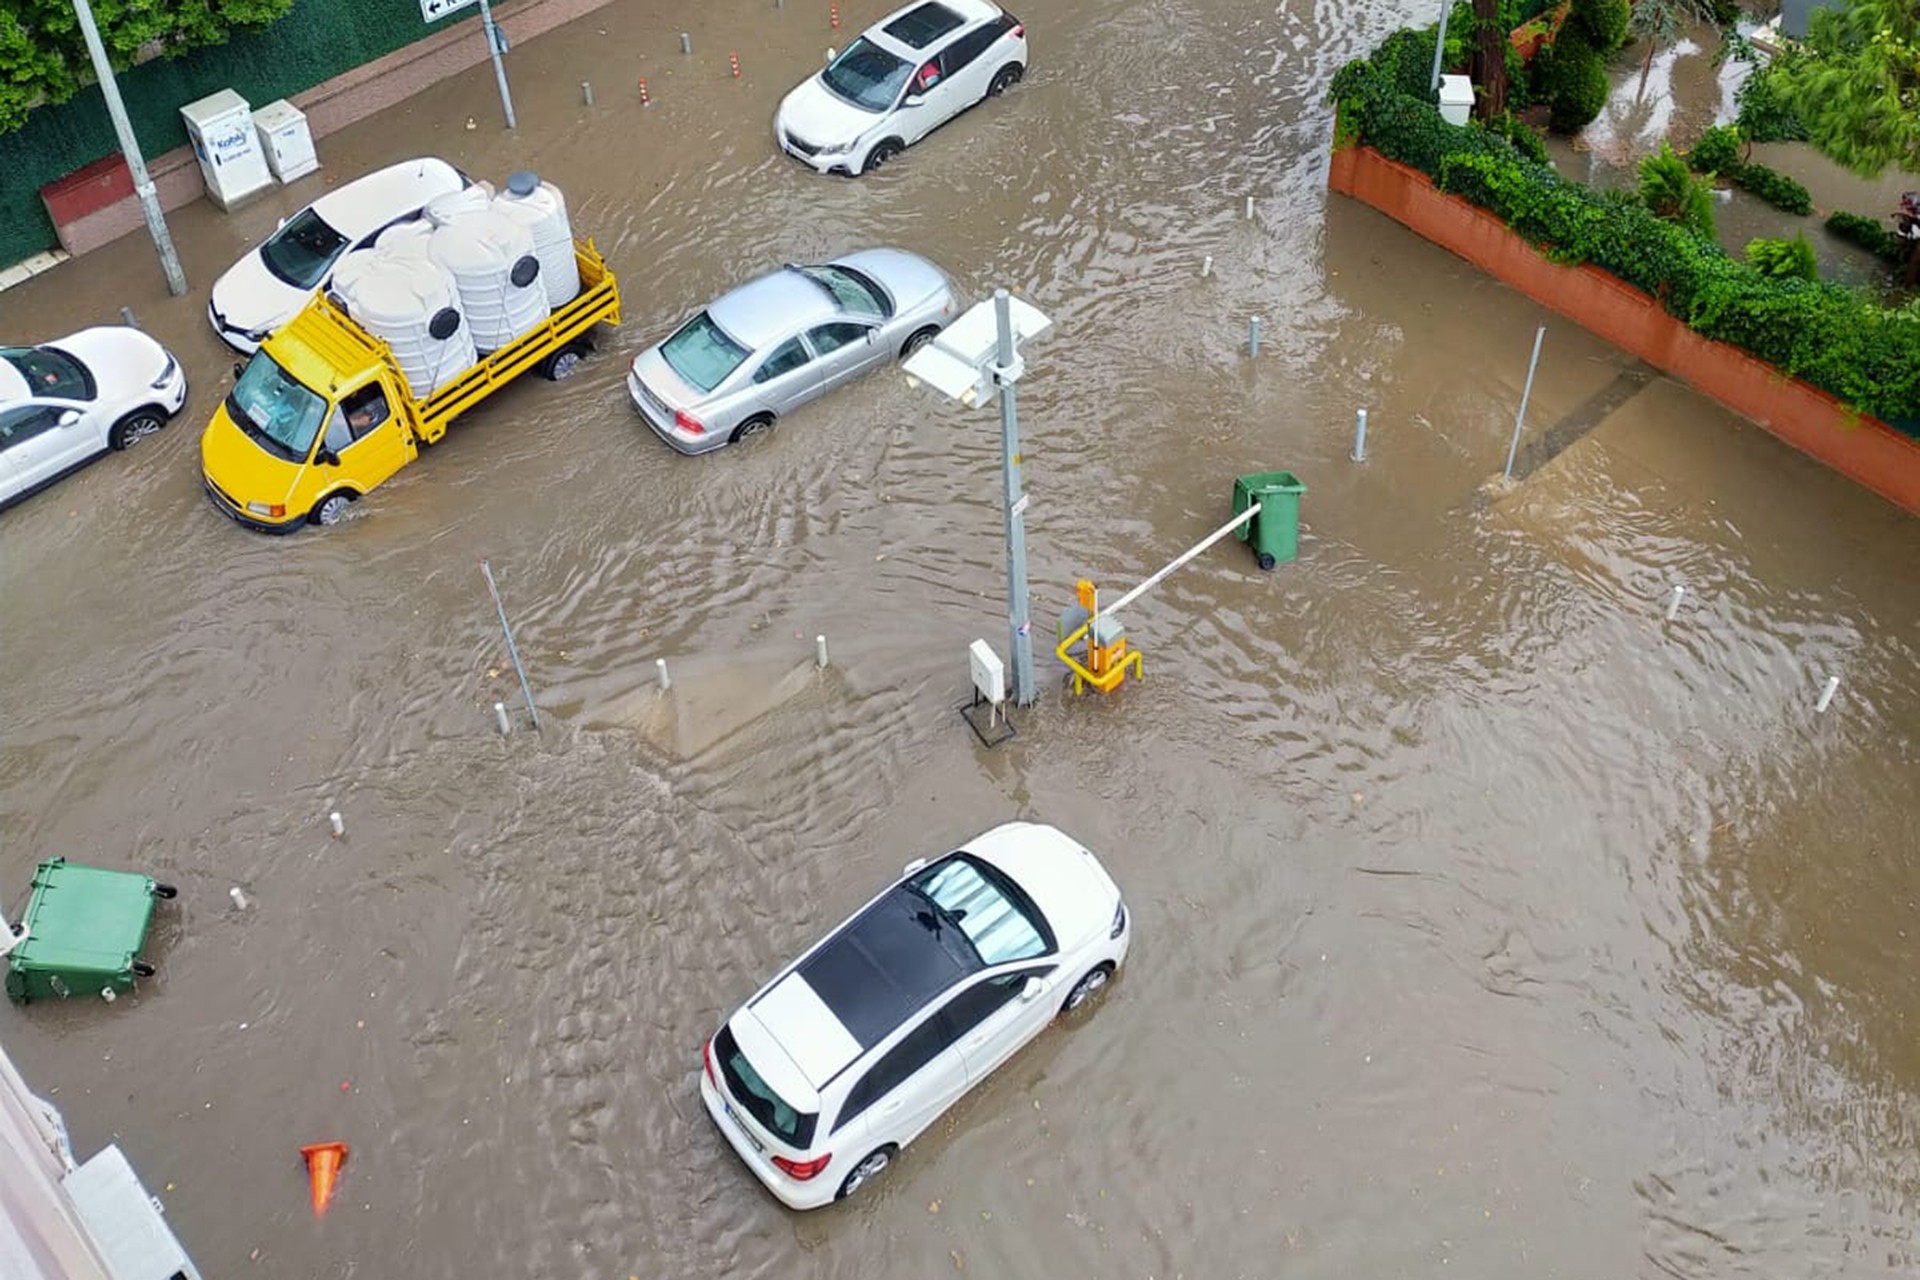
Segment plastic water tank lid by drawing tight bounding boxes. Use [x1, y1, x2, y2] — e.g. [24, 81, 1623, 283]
[1438, 74, 1474, 105]
[506, 170, 540, 197]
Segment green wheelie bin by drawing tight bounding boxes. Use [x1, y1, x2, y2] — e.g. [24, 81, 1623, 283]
[1233, 471, 1307, 569]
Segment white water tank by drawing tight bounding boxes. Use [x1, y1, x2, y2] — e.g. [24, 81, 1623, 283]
[491, 170, 580, 308]
[423, 184, 492, 227]
[1438, 75, 1475, 127]
[428, 210, 550, 351]
[374, 219, 434, 258]
[329, 248, 477, 397]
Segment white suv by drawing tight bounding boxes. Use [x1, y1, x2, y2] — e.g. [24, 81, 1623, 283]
[774, 0, 1028, 176]
[699, 822, 1128, 1209]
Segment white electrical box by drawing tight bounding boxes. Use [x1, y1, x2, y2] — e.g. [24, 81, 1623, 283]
[179, 88, 274, 210]
[1438, 75, 1475, 127]
[253, 99, 319, 183]
[968, 639, 1006, 709]
[64, 1145, 204, 1280]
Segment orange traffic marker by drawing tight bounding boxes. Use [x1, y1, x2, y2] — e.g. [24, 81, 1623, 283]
[300, 1141, 348, 1217]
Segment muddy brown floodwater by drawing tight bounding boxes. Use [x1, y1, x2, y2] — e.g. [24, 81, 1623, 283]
[3, 0, 1918, 1275]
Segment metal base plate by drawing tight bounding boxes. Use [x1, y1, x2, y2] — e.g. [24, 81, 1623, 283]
[959, 695, 1016, 749]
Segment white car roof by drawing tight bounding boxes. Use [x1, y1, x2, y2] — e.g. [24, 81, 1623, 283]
[866, 0, 1002, 57]
[306, 157, 464, 239]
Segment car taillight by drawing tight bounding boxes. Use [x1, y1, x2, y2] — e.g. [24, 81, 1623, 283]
[1010, 23, 1023, 36]
[675, 409, 705, 435]
[703, 1038, 718, 1088]
[772, 1153, 832, 1181]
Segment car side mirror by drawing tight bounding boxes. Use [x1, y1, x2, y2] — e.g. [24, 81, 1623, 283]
[58, 409, 81, 428]
[904, 93, 925, 107]
[1018, 977, 1046, 1003]
[232, 360, 245, 381]
[902, 857, 927, 876]
[315, 448, 341, 468]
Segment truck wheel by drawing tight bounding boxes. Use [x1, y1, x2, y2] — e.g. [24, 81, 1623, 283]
[312, 492, 355, 526]
[541, 345, 585, 381]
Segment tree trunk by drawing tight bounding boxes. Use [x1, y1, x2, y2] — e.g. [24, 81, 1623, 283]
[1637, 38, 1656, 99]
[1470, 0, 1508, 120]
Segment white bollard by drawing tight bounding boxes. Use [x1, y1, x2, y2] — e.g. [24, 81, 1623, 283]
[816, 634, 830, 669]
[1816, 674, 1840, 713]
[656, 658, 671, 692]
[1248, 315, 1262, 358]
[680, 31, 691, 53]
[1666, 584, 1685, 622]
[494, 701, 511, 735]
[1245, 195, 1254, 220]
[1352, 408, 1369, 462]
[329, 811, 345, 838]
[1202, 255, 1213, 278]
[581, 81, 593, 106]
[229, 886, 249, 910]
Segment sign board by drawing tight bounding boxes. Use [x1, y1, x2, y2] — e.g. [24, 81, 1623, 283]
[422, 0, 480, 21]
[1010, 493, 1030, 518]
[968, 639, 1006, 708]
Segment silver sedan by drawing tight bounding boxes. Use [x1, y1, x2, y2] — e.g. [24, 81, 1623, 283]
[627, 248, 956, 453]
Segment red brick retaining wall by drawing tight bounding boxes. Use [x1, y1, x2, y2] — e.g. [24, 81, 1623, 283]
[1328, 143, 1920, 515]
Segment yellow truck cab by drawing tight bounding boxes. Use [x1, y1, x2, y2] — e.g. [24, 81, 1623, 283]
[202, 240, 620, 531]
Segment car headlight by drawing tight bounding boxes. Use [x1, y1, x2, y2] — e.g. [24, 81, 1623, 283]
[1110, 901, 1127, 940]
[816, 139, 857, 156]
[150, 354, 178, 389]
[246, 502, 287, 518]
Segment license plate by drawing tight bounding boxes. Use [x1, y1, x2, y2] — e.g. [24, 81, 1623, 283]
[722, 1100, 765, 1154]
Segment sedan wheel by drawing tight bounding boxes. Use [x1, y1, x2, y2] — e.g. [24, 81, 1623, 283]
[900, 326, 940, 359]
[109, 411, 165, 450]
[730, 414, 774, 445]
[863, 140, 903, 173]
[836, 1146, 895, 1200]
[1061, 964, 1112, 1015]
[988, 64, 1024, 97]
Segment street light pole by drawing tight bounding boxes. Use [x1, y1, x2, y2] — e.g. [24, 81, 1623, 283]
[70, 0, 186, 296]
[993, 288, 1036, 708]
[476, 0, 518, 130]
[1428, 0, 1451, 96]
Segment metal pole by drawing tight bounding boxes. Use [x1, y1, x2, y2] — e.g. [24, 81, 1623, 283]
[1103, 503, 1262, 618]
[71, 0, 186, 296]
[1352, 407, 1369, 461]
[480, 560, 540, 731]
[994, 289, 1036, 708]
[1503, 325, 1546, 482]
[1428, 0, 1451, 96]
[476, 0, 517, 130]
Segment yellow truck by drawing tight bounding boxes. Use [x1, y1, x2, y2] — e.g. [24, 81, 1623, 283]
[201, 241, 620, 531]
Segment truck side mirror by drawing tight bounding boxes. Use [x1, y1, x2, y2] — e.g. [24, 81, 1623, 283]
[315, 448, 341, 467]
[232, 360, 245, 381]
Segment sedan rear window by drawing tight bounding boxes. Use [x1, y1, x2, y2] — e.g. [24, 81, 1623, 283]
[912, 855, 1050, 965]
[716, 1026, 817, 1149]
[260, 208, 351, 290]
[661, 311, 750, 393]
[821, 38, 913, 112]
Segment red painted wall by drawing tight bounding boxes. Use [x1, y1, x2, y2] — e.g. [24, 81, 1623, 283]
[1328, 144, 1920, 515]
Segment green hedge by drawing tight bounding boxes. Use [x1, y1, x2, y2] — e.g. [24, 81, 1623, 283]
[0, 0, 481, 267]
[1825, 211, 1906, 264]
[1684, 125, 1813, 216]
[1328, 52, 1920, 430]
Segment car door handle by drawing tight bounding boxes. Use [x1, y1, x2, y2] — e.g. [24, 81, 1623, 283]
[879, 1097, 904, 1115]
[964, 1033, 991, 1052]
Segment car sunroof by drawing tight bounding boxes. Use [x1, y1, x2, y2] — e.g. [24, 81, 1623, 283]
[882, 2, 967, 48]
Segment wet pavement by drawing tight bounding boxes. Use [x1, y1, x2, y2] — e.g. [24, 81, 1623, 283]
[2, 0, 1918, 1275]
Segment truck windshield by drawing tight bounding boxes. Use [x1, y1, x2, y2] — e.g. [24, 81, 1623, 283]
[225, 355, 328, 464]
[660, 311, 749, 394]
[260, 208, 350, 290]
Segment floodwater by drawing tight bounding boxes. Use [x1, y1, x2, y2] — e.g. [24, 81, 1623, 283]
[2, 0, 1918, 1275]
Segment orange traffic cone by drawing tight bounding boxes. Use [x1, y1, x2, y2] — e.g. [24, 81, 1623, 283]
[299, 1141, 348, 1217]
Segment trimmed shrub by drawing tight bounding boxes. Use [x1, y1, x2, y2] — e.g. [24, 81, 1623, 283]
[1686, 125, 1743, 177]
[1825, 211, 1906, 264]
[1327, 50, 1920, 427]
[1735, 60, 1808, 143]
[1541, 30, 1610, 134]
[1746, 235, 1819, 281]
[1480, 111, 1552, 164]
[1738, 163, 1813, 216]
[1570, 0, 1630, 52]
[1640, 141, 1716, 239]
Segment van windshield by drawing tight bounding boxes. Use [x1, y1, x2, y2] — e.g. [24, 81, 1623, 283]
[225, 354, 328, 463]
[716, 1025, 816, 1149]
[261, 208, 350, 289]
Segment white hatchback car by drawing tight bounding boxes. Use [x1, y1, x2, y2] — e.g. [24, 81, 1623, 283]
[775, 0, 1028, 176]
[206, 156, 467, 352]
[700, 822, 1128, 1209]
[0, 328, 188, 511]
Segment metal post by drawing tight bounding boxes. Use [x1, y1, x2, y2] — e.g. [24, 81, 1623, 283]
[494, 702, 511, 735]
[1428, 0, 1451, 96]
[1666, 584, 1685, 621]
[581, 80, 593, 105]
[481, 560, 540, 731]
[71, 0, 186, 297]
[816, 635, 830, 669]
[1352, 408, 1369, 461]
[1503, 325, 1546, 482]
[1249, 316, 1262, 358]
[119, 306, 138, 329]
[994, 289, 1036, 708]
[656, 658, 671, 692]
[1816, 675, 1840, 713]
[681, 31, 692, 53]
[476, 0, 517, 129]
